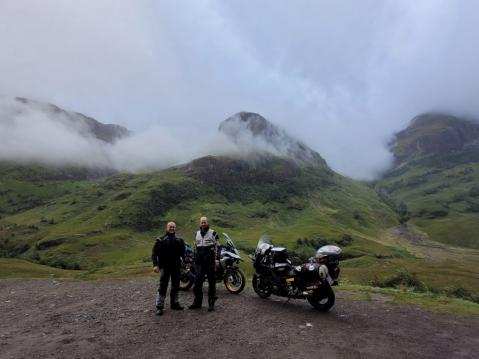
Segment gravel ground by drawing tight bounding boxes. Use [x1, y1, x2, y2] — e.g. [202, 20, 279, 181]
[0, 279, 477, 359]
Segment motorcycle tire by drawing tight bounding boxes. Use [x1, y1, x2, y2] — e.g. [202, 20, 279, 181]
[179, 271, 195, 291]
[224, 268, 246, 294]
[307, 283, 335, 311]
[252, 273, 272, 298]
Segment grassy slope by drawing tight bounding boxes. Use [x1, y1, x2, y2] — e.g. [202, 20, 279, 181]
[376, 114, 479, 249]
[1, 161, 399, 271]
[376, 148, 479, 248]
[0, 258, 79, 279]
[1, 158, 478, 304]
[0, 162, 93, 215]
[2, 168, 396, 251]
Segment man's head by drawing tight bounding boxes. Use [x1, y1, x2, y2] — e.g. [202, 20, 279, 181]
[200, 216, 209, 231]
[166, 222, 176, 234]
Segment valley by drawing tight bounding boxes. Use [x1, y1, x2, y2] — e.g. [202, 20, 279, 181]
[1, 101, 478, 311]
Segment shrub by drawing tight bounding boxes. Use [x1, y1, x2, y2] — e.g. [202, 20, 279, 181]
[337, 234, 353, 246]
[423, 188, 438, 195]
[113, 192, 131, 201]
[466, 200, 479, 213]
[469, 186, 479, 197]
[42, 257, 82, 270]
[426, 209, 448, 219]
[371, 270, 425, 290]
[397, 202, 410, 223]
[35, 237, 67, 250]
[452, 192, 468, 202]
[445, 287, 479, 304]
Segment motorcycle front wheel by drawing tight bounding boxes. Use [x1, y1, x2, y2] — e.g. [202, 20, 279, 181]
[252, 273, 272, 298]
[179, 270, 195, 291]
[224, 268, 246, 294]
[307, 283, 335, 311]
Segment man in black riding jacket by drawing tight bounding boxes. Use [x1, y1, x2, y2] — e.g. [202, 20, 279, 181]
[152, 221, 185, 316]
[189, 216, 220, 312]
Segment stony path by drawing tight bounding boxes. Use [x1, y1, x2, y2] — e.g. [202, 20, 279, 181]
[0, 279, 477, 359]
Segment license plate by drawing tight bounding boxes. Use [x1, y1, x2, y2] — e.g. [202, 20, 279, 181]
[286, 277, 294, 283]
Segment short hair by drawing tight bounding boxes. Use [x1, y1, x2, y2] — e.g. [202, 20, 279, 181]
[166, 221, 176, 229]
[200, 217, 208, 223]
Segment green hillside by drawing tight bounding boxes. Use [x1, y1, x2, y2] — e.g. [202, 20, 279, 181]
[0, 156, 398, 270]
[376, 114, 479, 249]
[2, 155, 478, 301]
[0, 161, 118, 217]
[1, 109, 479, 304]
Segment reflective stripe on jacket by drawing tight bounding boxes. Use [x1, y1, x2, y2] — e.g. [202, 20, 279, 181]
[195, 229, 218, 248]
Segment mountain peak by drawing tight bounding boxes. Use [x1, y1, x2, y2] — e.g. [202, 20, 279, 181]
[218, 111, 328, 167]
[390, 113, 479, 164]
[1, 96, 130, 144]
[219, 111, 273, 137]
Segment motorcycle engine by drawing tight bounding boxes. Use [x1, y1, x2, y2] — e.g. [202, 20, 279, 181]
[220, 257, 228, 268]
[287, 284, 301, 297]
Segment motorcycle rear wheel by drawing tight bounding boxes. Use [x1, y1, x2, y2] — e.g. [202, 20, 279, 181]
[179, 271, 195, 291]
[224, 268, 246, 294]
[252, 273, 272, 298]
[307, 284, 335, 311]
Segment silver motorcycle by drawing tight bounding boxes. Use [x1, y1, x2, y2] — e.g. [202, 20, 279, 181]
[179, 233, 246, 294]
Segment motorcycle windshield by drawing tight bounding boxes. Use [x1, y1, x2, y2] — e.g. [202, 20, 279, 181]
[256, 235, 273, 255]
[223, 233, 239, 255]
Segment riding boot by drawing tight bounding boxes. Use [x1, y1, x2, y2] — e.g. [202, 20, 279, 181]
[156, 293, 165, 315]
[156, 292, 165, 310]
[171, 292, 183, 310]
[207, 295, 218, 312]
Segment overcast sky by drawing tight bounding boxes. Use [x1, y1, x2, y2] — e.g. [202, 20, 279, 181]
[1, 0, 478, 179]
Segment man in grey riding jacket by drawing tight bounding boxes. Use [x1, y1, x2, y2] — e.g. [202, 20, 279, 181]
[189, 216, 219, 312]
[152, 221, 185, 316]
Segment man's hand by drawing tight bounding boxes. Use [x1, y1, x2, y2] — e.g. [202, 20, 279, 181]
[153, 266, 160, 273]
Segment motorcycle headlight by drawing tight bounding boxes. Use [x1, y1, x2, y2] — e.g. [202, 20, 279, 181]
[318, 265, 329, 280]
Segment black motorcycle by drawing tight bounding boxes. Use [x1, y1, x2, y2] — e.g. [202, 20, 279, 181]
[251, 237, 341, 311]
[179, 233, 246, 294]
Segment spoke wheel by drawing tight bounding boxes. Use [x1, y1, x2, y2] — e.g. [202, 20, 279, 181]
[224, 268, 246, 294]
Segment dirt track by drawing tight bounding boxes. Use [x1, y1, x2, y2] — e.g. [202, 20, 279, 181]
[0, 280, 477, 359]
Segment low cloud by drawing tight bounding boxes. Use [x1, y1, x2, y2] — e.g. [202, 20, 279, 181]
[0, 97, 287, 172]
[1, 1, 479, 179]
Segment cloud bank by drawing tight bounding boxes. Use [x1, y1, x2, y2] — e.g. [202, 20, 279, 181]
[0, 97, 285, 172]
[1, 0, 479, 178]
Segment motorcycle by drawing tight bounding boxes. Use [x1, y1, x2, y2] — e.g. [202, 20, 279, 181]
[251, 236, 341, 311]
[179, 233, 246, 294]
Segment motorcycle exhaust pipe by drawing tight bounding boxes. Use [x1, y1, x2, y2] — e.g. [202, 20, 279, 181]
[303, 285, 319, 296]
